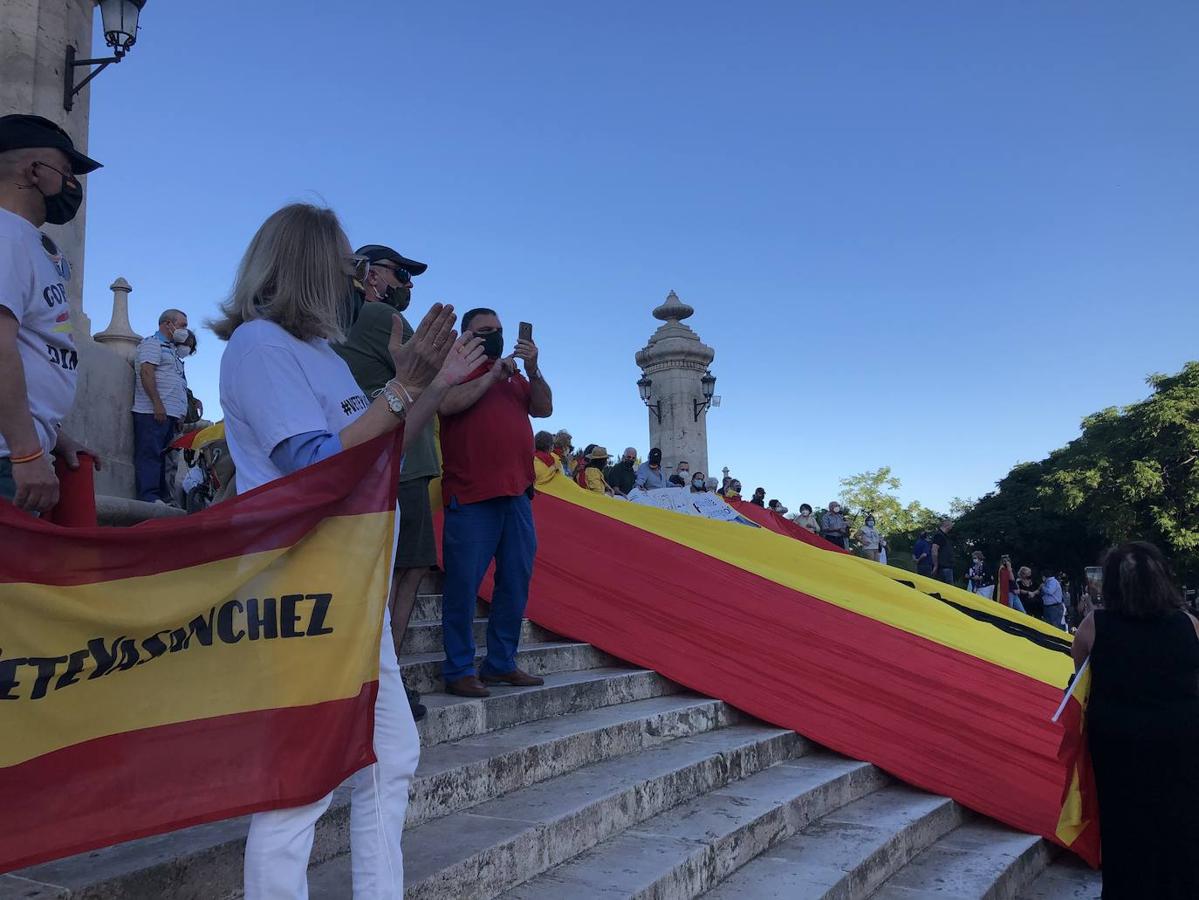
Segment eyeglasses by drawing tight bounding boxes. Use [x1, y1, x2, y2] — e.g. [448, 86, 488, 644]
[372, 263, 413, 285]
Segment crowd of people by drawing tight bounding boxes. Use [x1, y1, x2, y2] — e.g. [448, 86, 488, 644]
[6, 115, 1199, 900]
[0, 115, 557, 896]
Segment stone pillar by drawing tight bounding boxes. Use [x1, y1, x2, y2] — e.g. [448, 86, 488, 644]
[634, 291, 717, 481]
[0, 0, 97, 326]
[94, 276, 139, 361]
[4, 3, 142, 500]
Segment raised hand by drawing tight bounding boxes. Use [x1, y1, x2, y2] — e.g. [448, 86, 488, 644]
[437, 333, 486, 387]
[390, 303, 456, 390]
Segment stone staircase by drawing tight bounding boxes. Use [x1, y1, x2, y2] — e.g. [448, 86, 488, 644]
[2, 576, 1101, 900]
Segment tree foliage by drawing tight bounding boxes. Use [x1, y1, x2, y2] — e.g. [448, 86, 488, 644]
[836, 466, 941, 552]
[955, 362, 1199, 578]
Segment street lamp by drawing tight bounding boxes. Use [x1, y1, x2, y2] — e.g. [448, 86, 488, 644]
[692, 370, 717, 421]
[64, 0, 149, 112]
[637, 375, 662, 424]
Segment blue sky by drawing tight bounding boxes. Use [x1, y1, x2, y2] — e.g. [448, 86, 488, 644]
[80, 1, 1198, 512]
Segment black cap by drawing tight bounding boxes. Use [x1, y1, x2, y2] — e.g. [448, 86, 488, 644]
[648, 448, 662, 464]
[355, 244, 428, 276]
[0, 115, 102, 174]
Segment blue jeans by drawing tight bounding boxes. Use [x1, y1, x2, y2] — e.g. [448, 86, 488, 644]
[1043, 602, 1067, 631]
[939, 568, 955, 585]
[441, 493, 537, 683]
[132, 413, 177, 502]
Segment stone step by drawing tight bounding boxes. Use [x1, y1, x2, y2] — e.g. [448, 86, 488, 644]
[1017, 856, 1102, 900]
[411, 592, 485, 622]
[5, 680, 715, 899]
[870, 820, 1054, 900]
[307, 724, 808, 900]
[496, 753, 889, 900]
[400, 617, 556, 656]
[409, 694, 740, 829]
[417, 666, 684, 747]
[399, 640, 620, 695]
[703, 785, 963, 899]
[416, 569, 444, 595]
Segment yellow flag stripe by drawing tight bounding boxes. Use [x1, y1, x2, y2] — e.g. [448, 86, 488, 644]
[0, 511, 393, 767]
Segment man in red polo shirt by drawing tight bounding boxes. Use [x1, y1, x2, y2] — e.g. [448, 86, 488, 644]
[437, 308, 553, 697]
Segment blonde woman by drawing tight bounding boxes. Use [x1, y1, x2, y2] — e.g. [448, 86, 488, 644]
[212, 203, 483, 898]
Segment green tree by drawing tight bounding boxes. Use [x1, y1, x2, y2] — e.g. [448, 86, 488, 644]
[835, 467, 942, 568]
[1047, 363, 1199, 570]
[955, 362, 1199, 580]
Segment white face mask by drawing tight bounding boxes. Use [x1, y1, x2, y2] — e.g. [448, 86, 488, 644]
[172, 327, 190, 343]
[176, 345, 192, 359]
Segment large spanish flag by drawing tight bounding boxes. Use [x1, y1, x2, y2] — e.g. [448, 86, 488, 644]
[464, 470, 1098, 866]
[0, 434, 401, 873]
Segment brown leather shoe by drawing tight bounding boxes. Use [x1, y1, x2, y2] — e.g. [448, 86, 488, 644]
[480, 668, 545, 687]
[446, 675, 490, 698]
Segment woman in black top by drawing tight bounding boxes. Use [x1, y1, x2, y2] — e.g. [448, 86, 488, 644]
[1015, 566, 1043, 618]
[1071, 541, 1199, 899]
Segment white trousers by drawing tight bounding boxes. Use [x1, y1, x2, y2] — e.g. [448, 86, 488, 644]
[244, 609, 420, 899]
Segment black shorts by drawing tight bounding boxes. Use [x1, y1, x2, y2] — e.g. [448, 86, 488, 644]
[395, 476, 437, 569]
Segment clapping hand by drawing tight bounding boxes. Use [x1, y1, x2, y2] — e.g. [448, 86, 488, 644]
[436, 333, 487, 387]
[489, 356, 518, 381]
[390, 303, 456, 391]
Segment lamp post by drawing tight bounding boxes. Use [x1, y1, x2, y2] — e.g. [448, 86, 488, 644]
[692, 370, 717, 421]
[64, 0, 148, 112]
[637, 375, 662, 424]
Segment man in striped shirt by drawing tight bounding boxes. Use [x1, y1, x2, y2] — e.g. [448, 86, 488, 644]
[132, 308, 189, 503]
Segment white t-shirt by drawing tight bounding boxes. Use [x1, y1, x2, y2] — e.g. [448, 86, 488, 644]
[132, 332, 189, 417]
[219, 319, 370, 493]
[0, 208, 77, 457]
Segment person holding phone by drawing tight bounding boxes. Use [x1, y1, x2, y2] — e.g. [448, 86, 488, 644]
[437, 309, 554, 697]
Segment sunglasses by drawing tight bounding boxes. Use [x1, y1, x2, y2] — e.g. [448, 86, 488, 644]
[373, 263, 413, 285]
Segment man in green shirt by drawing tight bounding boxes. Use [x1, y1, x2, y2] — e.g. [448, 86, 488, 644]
[334, 243, 435, 720]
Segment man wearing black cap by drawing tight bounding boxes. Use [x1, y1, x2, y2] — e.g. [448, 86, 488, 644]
[634, 447, 669, 491]
[334, 243, 433, 719]
[0, 115, 101, 513]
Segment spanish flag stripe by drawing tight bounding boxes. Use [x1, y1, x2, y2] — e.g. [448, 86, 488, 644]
[464, 479, 1096, 864]
[2, 684, 377, 874]
[0, 435, 400, 874]
[0, 434, 401, 587]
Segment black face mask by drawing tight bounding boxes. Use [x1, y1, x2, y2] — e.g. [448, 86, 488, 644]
[389, 285, 412, 312]
[479, 329, 504, 359]
[34, 163, 83, 225]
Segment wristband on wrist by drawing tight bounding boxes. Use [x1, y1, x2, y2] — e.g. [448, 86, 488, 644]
[10, 447, 45, 465]
[387, 380, 415, 406]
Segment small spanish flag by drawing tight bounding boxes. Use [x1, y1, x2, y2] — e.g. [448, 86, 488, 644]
[1053, 661, 1101, 865]
[0, 434, 401, 873]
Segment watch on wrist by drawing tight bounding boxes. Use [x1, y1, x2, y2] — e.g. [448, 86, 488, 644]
[376, 383, 408, 418]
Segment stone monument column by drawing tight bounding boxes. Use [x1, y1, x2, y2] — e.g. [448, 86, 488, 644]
[3, 1, 140, 500]
[634, 291, 717, 480]
[1, 0, 97, 326]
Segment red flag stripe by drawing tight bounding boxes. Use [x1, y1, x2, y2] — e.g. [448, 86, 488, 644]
[460, 492, 1083, 857]
[1, 682, 378, 873]
[0, 433, 401, 587]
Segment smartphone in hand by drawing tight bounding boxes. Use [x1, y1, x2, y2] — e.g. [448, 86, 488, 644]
[519, 321, 533, 343]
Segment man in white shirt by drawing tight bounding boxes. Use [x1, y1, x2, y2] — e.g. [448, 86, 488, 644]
[0, 115, 100, 513]
[132, 308, 190, 503]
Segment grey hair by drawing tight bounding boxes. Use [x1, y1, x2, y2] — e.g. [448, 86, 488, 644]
[623, 446, 636, 456]
[159, 308, 185, 325]
[209, 203, 350, 343]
